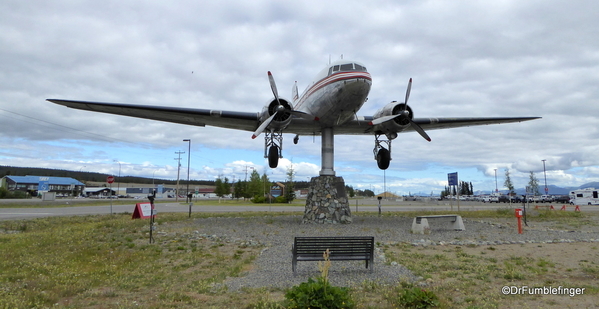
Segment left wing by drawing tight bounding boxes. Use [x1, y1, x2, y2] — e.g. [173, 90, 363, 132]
[47, 99, 260, 132]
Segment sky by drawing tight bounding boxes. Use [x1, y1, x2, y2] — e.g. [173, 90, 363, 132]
[1, 0, 598, 195]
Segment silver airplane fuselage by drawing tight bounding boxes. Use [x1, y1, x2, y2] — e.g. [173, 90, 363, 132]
[294, 60, 372, 128]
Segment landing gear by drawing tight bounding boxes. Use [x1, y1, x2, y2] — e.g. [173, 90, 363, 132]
[268, 145, 279, 168]
[376, 147, 390, 170]
[373, 134, 392, 170]
[264, 130, 283, 168]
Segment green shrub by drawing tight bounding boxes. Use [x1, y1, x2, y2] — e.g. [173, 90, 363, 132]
[284, 249, 354, 308]
[389, 284, 439, 309]
[283, 277, 354, 309]
[251, 195, 266, 203]
[274, 196, 287, 203]
[0, 187, 29, 199]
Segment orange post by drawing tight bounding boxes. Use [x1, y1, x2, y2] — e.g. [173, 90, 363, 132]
[515, 208, 523, 234]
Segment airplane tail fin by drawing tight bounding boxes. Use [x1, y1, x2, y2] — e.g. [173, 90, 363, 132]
[292, 81, 299, 103]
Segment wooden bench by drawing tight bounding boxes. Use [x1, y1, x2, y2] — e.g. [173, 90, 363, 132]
[292, 236, 374, 273]
[411, 214, 465, 234]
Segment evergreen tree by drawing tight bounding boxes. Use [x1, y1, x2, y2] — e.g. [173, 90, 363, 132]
[222, 177, 231, 198]
[346, 185, 355, 198]
[233, 180, 245, 199]
[285, 163, 296, 202]
[214, 177, 226, 198]
[261, 172, 271, 199]
[248, 170, 262, 198]
[504, 169, 515, 196]
[528, 171, 540, 195]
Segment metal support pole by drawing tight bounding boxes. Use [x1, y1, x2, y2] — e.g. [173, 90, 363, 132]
[320, 127, 335, 176]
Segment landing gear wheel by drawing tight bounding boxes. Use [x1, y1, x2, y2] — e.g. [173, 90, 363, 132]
[376, 148, 390, 170]
[268, 145, 279, 168]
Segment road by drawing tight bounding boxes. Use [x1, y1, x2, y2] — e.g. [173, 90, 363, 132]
[1, 198, 595, 220]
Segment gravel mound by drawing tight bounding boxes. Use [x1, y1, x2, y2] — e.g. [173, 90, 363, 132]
[170, 214, 599, 291]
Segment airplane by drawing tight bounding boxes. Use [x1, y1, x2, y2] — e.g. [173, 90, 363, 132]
[48, 60, 540, 176]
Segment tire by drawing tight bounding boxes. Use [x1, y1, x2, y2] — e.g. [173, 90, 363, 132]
[376, 148, 391, 170]
[268, 146, 279, 168]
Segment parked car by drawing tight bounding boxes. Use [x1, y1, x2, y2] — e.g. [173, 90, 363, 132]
[481, 195, 499, 203]
[553, 195, 570, 203]
[498, 195, 510, 203]
[540, 195, 553, 203]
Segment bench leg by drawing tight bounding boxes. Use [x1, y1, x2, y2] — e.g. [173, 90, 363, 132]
[292, 259, 296, 274]
[411, 217, 430, 234]
[452, 216, 465, 231]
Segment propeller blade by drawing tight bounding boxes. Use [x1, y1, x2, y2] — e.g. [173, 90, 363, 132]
[268, 71, 280, 105]
[251, 112, 277, 139]
[368, 114, 401, 126]
[410, 119, 431, 142]
[404, 78, 412, 107]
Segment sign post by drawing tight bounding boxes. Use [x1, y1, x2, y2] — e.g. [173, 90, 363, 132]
[107, 176, 115, 214]
[448, 172, 459, 211]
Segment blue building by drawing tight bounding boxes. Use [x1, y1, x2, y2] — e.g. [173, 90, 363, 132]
[1, 175, 85, 197]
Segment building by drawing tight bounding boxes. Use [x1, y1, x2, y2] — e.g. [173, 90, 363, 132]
[83, 187, 116, 198]
[1, 175, 85, 197]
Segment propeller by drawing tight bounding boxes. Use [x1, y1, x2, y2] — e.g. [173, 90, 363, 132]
[402, 78, 431, 142]
[252, 72, 318, 139]
[369, 78, 431, 142]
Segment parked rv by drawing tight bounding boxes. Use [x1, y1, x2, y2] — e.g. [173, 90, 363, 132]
[569, 188, 599, 205]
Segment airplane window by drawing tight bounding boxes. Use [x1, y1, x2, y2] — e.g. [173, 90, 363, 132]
[354, 64, 366, 71]
[340, 64, 354, 71]
[333, 65, 340, 72]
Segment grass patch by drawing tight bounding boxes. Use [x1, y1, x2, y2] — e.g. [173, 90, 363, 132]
[0, 213, 264, 308]
[384, 240, 599, 308]
[1, 211, 597, 308]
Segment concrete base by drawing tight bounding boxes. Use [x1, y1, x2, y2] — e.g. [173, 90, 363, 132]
[411, 218, 431, 234]
[411, 215, 465, 234]
[302, 176, 352, 224]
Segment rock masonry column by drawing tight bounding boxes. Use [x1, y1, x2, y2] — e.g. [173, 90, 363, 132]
[302, 175, 352, 224]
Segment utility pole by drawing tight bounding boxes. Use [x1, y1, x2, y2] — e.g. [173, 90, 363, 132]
[542, 159, 548, 195]
[174, 151, 185, 202]
[244, 165, 254, 181]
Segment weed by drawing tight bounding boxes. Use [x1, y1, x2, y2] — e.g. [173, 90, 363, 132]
[284, 249, 355, 308]
[387, 283, 439, 309]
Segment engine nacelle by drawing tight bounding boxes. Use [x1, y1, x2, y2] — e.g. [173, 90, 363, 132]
[259, 97, 293, 131]
[372, 101, 414, 140]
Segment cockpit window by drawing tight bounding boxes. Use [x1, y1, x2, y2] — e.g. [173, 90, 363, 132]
[340, 63, 354, 71]
[328, 63, 367, 76]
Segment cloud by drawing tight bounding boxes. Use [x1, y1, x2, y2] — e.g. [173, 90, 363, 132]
[1, 0, 599, 195]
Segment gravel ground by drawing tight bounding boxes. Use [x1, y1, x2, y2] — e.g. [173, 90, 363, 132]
[167, 214, 599, 291]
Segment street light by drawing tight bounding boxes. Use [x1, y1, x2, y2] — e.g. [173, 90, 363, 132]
[183, 139, 191, 217]
[113, 160, 121, 198]
[542, 159, 548, 195]
[494, 168, 498, 193]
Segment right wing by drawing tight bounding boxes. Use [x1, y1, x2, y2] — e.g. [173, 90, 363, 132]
[332, 116, 541, 135]
[47, 99, 260, 132]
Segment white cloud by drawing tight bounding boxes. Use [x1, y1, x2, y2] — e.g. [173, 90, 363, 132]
[1, 0, 599, 195]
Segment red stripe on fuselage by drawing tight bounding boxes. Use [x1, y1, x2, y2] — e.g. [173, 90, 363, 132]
[295, 71, 372, 109]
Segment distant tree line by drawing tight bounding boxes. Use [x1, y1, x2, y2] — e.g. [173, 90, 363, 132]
[441, 181, 474, 198]
[0, 165, 214, 186]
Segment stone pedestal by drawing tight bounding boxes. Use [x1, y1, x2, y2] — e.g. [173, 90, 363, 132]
[302, 176, 352, 224]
